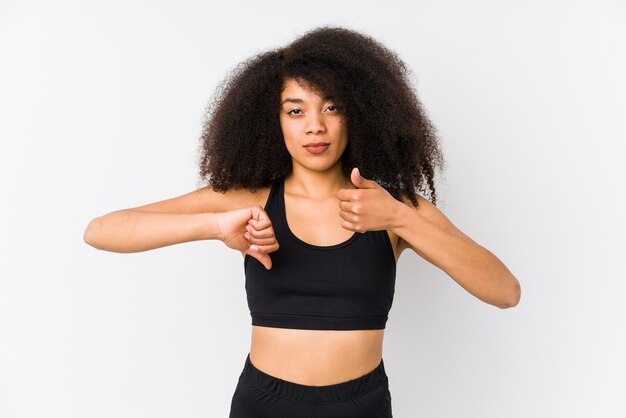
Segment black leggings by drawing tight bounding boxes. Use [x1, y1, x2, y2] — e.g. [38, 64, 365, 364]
[228, 353, 393, 418]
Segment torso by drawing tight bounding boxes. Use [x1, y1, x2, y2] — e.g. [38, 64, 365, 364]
[242, 181, 406, 386]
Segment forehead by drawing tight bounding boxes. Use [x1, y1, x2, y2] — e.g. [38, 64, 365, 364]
[280, 78, 326, 100]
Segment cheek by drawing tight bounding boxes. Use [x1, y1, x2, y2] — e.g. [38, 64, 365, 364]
[338, 139, 349, 156]
[279, 118, 298, 137]
[279, 128, 299, 155]
[281, 127, 296, 145]
[279, 120, 293, 142]
[338, 126, 349, 149]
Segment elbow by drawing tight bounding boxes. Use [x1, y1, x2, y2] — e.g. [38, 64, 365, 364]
[83, 218, 102, 249]
[499, 279, 521, 309]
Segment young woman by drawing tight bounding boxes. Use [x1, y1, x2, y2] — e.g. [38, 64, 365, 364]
[84, 26, 521, 418]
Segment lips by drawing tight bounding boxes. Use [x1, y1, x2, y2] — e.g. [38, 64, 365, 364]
[303, 142, 330, 154]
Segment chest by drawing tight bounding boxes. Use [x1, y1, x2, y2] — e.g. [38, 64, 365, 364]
[253, 186, 402, 262]
[284, 195, 355, 247]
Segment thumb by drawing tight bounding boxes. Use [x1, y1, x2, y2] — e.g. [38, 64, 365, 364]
[350, 167, 378, 189]
[246, 248, 272, 270]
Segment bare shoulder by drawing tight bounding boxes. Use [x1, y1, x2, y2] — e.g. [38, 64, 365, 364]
[397, 191, 441, 221]
[128, 184, 272, 214]
[396, 190, 476, 247]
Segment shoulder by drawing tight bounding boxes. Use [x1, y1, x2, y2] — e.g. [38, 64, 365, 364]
[397, 191, 437, 216]
[394, 190, 463, 250]
[397, 190, 455, 224]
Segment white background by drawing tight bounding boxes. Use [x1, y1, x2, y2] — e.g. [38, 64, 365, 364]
[1, 0, 625, 417]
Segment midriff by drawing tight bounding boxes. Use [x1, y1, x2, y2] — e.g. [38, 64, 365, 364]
[249, 325, 384, 386]
[244, 184, 403, 387]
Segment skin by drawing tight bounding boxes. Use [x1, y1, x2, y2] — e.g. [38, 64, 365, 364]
[229, 78, 521, 385]
[243, 78, 394, 385]
[84, 77, 521, 387]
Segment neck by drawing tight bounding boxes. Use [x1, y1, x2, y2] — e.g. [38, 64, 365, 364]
[285, 163, 354, 199]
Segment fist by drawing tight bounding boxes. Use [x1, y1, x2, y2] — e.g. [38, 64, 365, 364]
[216, 205, 279, 270]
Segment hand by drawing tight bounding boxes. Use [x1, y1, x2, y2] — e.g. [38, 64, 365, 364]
[215, 206, 279, 270]
[336, 167, 401, 232]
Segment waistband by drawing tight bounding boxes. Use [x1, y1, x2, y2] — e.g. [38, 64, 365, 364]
[239, 352, 388, 404]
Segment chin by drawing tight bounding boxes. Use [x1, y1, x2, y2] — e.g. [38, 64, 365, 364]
[307, 163, 337, 172]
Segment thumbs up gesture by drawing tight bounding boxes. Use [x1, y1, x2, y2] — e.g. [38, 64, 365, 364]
[336, 167, 400, 233]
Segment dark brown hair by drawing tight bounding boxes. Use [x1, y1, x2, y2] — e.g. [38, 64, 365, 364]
[197, 25, 445, 206]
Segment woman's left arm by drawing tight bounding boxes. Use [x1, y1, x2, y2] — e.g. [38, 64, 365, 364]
[337, 168, 521, 309]
[392, 194, 521, 309]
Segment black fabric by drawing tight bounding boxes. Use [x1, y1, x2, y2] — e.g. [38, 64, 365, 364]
[228, 352, 393, 417]
[244, 177, 397, 330]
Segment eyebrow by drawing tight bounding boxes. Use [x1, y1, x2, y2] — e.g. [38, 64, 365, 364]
[280, 96, 335, 106]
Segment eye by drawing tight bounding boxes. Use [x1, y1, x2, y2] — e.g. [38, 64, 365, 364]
[326, 105, 338, 112]
[287, 109, 302, 115]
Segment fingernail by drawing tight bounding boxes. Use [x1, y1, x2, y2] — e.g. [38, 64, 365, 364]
[250, 245, 259, 252]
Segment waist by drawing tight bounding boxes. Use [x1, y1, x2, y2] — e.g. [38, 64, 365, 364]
[249, 325, 384, 386]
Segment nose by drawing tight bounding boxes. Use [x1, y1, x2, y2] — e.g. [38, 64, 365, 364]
[305, 112, 327, 135]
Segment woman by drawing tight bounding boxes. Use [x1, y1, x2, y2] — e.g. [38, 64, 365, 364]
[84, 26, 521, 417]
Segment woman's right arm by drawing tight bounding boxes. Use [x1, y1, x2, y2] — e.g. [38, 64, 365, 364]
[83, 210, 222, 253]
[83, 186, 256, 253]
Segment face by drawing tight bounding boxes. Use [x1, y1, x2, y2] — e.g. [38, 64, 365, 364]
[279, 78, 349, 173]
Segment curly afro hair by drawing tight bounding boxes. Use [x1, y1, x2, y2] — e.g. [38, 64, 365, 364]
[197, 25, 445, 206]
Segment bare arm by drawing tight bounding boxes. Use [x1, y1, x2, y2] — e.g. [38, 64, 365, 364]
[392, 195, 521, 309]
[84, 202, 279, 269]
[83, 186, 265, 253]
[83, 210, 222, 253]
[336, 169, 521, 309]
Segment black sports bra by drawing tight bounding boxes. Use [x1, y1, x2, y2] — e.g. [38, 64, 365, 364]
[244, 177, 397, 330]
